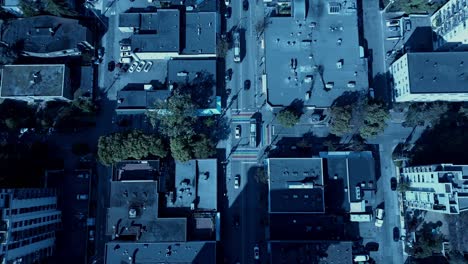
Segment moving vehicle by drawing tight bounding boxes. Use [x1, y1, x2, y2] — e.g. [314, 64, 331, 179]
[143, 61, 153, 72]
[250, 118, 257, 148]
[225, 7, 232, 18]
[234, 175, 240, 189]
[235, 125, 241, 139]
[243, 0, 249, 11]
[128, 61, 138, 73]
[136, 61, 146, 72]
[253, 245, 259, 260]
[375, 208, 384, 227]
[391, 177, 397, 191]
[233, 31, 241, 62]
[244, 79, 251, 90]
[393, 227, 400, 242]
[77, 194, 88, 200]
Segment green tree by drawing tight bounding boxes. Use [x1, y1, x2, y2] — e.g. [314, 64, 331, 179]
[329, 105, 353, 136]
[43, 0, 77, 16]
[72, 97, 97, 114]
[98, 130, 167, 165]
[276, 108, 301, 128]
[192, 134, 216, 159]
[0, 45, 18, 65]
[404, 102, 448, 127]
[359, 101, 389, 139]
[254, 167, 268, 184]
[169, 137, 193, 163]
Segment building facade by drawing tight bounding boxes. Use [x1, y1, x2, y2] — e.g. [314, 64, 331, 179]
[0, 189, 61, 264]
[390, 52, 468, 102]
[431, 0, 468, 50]
[401, 164, 468, 214]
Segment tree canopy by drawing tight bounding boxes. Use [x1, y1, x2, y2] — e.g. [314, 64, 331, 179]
[404, 102, 448, 127]
[276, 108, 301, 128]
[98, 130, 167, 165]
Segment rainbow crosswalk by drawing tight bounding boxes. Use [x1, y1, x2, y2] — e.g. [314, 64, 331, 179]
[231, 148, 258, 160]
[231, 112, 255, 123]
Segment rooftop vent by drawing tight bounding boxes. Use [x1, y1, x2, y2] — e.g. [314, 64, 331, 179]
[128, 208, 137, 219]
[31, 71, 42, 84]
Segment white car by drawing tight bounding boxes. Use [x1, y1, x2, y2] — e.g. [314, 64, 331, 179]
[375, 208, 384, 227]
[235, 125, 241, 139]
[386, 19, 400, 27]
[77, 194, 88, 200]
[120, 45, 131, 51]
[225, 0, 230, 5]
[136, 61, 146, 72]
[143, 61, 153, 72]
[234, 175, 240, 189]
[253, 245, 259, 260]
[128, 61, 138, 73]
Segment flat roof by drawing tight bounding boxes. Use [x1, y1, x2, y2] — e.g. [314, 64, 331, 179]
[183, 12, 217, 55]
[270, 241, 352, 264]
[1, 15, 91, 53]
[0, 65, 65, 98]
[265, 0, 368, 107]
[405, 52, 468, 94]
[105, 241, 216, 264]
[113, 160, 161, 181]
[169, 159, 217, 211]
[119, 10, 181, 52]
[268, 158, 325, 213]
[116, 90, 171, 109]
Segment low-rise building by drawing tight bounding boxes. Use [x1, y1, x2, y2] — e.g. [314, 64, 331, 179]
[430, 0, 468, 50]
[0, 64, 72, 102]
[0, 0, 21, 15]
[0, 188, 62, 263]
[390, 52, 468, 102]
[1, 16, 94, 58]
[401, 164, 468, 214]
[269, 241, 352, 264]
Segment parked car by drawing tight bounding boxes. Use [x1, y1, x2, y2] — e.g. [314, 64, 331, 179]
[136, 61, 146, 72]
[353, 255, 369, 262]
[97, 47, 105, 59]
[243, 0, 249, 11]
[89, 230, 95, 241]
[234, 175, 240, 189]
[375, 208, 384, 227]
[388, 26, 400, 32]
[365, 242, 379, 251]
[143, 61, 153, 72]
[405, 20, 412, 31]
[235, 125, 241, 139]
[120, 45, 131, 51]
[225, 7, 232, 18]
[244, 79, 251, 90]
[120, 51, 131, 57]
[393, 227, 400, 242]
[386, 19, 400, 27]
[391, 177, 397, 191]
[128, 61, 138, 73]
[107, 61, 115, 72]
[225, 0, 230, 5]
[76, 194, 88, 200]
[253, 245, 259, 260]
[225, 68, 232, 81]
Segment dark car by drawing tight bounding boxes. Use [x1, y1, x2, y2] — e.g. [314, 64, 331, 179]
[365, 242, 379, 251]
[243, 0, 249, 11]
[393, 227, 400, 242]
[107, 61, 115, 72]
[225, 7, 232, 18]
[391, 177, 397, 191]
[225, 68, 233, 81]
[244, 79, 251, 90]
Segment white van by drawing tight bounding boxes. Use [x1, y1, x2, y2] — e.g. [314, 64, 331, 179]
[353, 255, 369, 262]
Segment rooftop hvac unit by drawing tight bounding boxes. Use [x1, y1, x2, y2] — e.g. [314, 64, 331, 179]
[128, 208, 137, 219]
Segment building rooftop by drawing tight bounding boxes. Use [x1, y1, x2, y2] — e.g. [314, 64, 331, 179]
[183, 12, 217, 55]
[0, 64, 66, 98]
[116, 89, 171, 111]
[113, 160, 161, 181]
[264, 0, 368, 107]
[405, 52, 468, 94]
[270, 241, 352, 264]
[107, 181, 187, 242]
[1, 15, 92, 54]
[268, 158, 325, 213]
[167, 159, 217, 211]
[105, 241, 216, 264]
[119, 10, 181, 52]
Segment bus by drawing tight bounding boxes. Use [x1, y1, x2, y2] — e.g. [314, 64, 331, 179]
[233, 31, 241, 63]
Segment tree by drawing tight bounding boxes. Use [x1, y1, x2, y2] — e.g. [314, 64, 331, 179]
[404, 102, 448, 127]
[329, 105, 353, 136]
[359, 101, 389, 139]
[397, 181, 411, 192]
[43, 0, 77, 16]
[98, 130, 167, 165]
[276, 108, 301, 128]
[0, 45, 18, 65]
[254, 167, 268, 184]
[72, 97, 97, 114]
[217, 37, 229, 58]
[169, 137, 193, 163]
[192, 134, 216, 159]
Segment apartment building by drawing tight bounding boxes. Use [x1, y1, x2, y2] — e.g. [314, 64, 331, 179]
[401, 164, 468, 214]
[390, 52, 468, 102]
[431, 0, 468, 50]
[0, 189, 61, 263]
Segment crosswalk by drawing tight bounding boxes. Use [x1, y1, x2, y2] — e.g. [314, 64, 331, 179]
[231, 148, 258, 160]
[231, 112, 256, 123]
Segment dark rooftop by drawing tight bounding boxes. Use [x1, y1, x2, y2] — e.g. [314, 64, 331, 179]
[405, 52, 468, 94]
[183, 12, 217, 55]
[268, 158, 325, 213]
[116, 89, 171, 111]
[265, 0, 367, 107]
[1, 15, 92, 54]
[105, 241, 216, 264]
[0, 65, 66, 98]
[113, 160, 161, 181]
[270, 241, 352, 264]
[119, 10, 181, 52]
